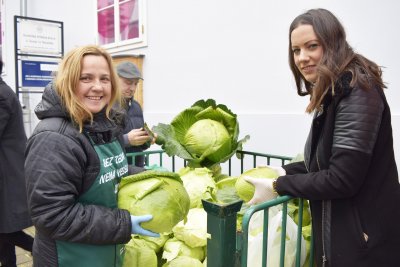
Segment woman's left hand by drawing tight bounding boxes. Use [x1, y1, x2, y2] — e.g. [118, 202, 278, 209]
[127, 128, 150, 146]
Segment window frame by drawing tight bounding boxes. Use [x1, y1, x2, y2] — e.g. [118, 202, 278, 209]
[0, 0, 5, 72]
[95, 0, 147, 53]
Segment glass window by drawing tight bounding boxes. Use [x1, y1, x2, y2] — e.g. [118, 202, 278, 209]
[119, 0, 139, 41]
[98, 6, 115, 45]
[97, 0, 146, 49]
[98, 0, 114, 9]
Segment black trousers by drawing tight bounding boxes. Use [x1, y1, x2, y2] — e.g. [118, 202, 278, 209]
[0, 231, 33, 267]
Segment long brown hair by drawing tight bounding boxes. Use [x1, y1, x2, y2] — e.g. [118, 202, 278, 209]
[288, 8, 385, 113]
[55, 45, 122, 131]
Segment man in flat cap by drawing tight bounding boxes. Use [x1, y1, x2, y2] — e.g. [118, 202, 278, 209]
[116, 61, 154, 167]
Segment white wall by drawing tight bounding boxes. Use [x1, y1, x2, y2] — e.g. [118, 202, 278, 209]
[133, 0, 400, 162]
[2, 0, 96, 88]
[2, 0, 22, 87]
[2, 0, 96, 133]
[3, 0, 399, 164]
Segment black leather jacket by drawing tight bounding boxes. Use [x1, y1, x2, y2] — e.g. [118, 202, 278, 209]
[276, 74, 400, 267]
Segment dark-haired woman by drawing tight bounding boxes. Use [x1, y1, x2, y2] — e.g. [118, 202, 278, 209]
[246, 8, 400, 267]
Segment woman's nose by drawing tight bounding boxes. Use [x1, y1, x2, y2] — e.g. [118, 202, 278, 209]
[92, 79, 103, 89]
[298, 50, 309, 61]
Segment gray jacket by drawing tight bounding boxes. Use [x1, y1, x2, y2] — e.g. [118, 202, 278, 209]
[0, 78, 32, 233]
[25, 83, 132, 266]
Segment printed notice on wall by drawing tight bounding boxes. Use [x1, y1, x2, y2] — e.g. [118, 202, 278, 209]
[21, 60, 59, 87]
[17, 19, 62, 56]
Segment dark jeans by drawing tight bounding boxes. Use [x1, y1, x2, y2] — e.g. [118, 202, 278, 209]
[0, 231, 33, 267]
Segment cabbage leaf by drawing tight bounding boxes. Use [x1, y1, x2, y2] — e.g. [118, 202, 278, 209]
[178, 167, 216, 208]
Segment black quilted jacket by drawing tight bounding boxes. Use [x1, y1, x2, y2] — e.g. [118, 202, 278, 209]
[25, 83, 132, 267]
[276, 74, 400, 267]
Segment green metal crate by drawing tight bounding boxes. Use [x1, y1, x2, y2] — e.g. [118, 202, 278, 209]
[126, 150, 314, 267]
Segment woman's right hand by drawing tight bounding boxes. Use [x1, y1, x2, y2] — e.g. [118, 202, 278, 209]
[243, 176, 278, 205]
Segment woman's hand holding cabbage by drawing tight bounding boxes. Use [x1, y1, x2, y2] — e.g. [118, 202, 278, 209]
[130, 214, 160, 237]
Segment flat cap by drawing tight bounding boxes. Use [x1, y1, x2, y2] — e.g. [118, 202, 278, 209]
[116, 61, 143, 80]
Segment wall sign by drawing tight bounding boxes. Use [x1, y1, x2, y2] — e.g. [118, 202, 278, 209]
[14, 16, 63, 96]
[17, 18, 62, 56]
[21, 60, 58, 87]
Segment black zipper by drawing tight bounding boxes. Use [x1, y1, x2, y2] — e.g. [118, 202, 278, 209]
[316, 144, 328, 267]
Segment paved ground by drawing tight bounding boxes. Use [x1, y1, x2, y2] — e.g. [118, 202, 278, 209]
[15, 227, 34, 267]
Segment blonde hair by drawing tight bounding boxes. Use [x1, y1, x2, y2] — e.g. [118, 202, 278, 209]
[55, 45, 121, 131]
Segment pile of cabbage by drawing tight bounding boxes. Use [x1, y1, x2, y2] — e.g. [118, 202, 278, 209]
[118, 167, 214, 267]
[235, 166, 312, 267]
[118, 164, 312, 267]
[117, 97, 311, 266]
[152, 99, 249, 170]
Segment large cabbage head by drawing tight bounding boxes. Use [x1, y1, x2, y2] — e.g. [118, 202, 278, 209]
[118, 171, 190, 233]
[235, 166, 279, 202]
[152, 99, 249, 168]
[184, 119, 231, 162]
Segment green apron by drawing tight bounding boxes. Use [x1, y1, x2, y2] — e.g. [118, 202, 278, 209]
[56, 134, 129, 267]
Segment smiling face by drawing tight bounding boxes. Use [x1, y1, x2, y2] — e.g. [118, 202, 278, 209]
[76, 55, 112, 114]
[291, 24, 323, 83]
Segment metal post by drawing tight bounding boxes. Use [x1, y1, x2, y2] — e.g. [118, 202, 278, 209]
[20, 0, 27, 16]
[202, 200, 243, 267]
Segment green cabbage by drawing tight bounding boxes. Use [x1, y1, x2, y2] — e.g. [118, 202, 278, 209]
[214, 176, 240, 204]
[118, 171, 190, 233]
[287, 198, 311, 227]
[153, 99, 249, 168]
[161, 256, 203, 267]
[162, 237, 205, 262]
[172, 208, 210, 248]
[235, 166, 279, 202]
[139, 233, 170, 253]
[178, 167, 216, 208]
[123, 237, 158, 267]
[184, 119, 231, 162]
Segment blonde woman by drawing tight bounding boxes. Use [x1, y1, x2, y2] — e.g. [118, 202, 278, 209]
[25, 45, 158, 267]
